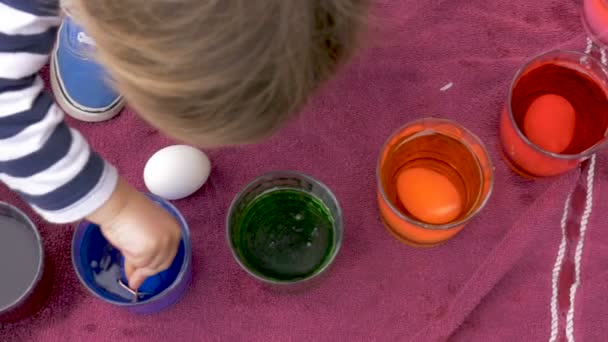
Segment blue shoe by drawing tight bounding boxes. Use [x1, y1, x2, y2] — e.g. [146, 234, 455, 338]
[51, 18, 124, 122]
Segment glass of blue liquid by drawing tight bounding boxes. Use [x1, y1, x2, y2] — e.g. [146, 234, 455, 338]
[71, 194, 191, 314]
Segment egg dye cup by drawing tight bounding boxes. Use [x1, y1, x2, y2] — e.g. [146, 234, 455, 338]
[582, 0, 608, 48]
[71, 194, 191, 314]
[227, 171, 343, 288]
[499, 50, 608, 178]
[0, 203, 53, 322]
[377, 118, 494, 247]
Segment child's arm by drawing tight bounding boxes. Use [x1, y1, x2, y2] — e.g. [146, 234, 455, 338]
[0, 2, 108, 223]
[0, 1, 180, 289]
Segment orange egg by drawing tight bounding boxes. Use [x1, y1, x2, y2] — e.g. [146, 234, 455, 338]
[523, 94, 576, 154]
[396, 168, 462, 225]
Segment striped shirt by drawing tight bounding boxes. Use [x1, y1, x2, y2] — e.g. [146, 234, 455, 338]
[0, 0, 118, 223]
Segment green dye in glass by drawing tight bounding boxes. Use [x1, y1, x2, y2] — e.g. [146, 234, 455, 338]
[232, 189, 335, 281]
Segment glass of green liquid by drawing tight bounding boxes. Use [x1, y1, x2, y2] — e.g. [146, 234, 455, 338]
[227, 171, 343, 286]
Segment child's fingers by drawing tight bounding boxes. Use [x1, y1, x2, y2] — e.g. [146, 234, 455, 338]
[130, 254, 174, 289]
[128, 268, 154, 290]
[124, 261, 137, 288]
[153, 255, 174, 275]
[146, 246, 178, 274]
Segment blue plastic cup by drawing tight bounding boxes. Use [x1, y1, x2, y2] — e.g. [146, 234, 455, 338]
[71, 194, 191, 314]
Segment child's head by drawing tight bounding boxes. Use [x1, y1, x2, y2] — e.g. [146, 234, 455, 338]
[69, 0, 368, 146]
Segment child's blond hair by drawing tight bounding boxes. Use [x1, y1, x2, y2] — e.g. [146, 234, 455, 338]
[69, 0, 368, 146]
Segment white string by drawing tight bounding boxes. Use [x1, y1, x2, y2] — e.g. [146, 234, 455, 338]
[565, 155, 597, 342]
[585, 36, 594, 55]
[554, 40, 602, 342]
[549, 194, 572, 342]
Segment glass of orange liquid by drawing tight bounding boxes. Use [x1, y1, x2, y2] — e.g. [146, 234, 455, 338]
[499, 50, 608, 177]
[377, 118, 494, 247]
[582, 0, 608, 47]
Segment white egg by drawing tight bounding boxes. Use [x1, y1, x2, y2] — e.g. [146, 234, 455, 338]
[143, 145, 211, 200]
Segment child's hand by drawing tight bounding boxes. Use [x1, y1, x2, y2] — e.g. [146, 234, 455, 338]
[87, 178, 182, 290]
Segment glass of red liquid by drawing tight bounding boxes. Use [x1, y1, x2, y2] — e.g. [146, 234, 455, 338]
[582, 0, 608, 47]
[500, 50, 608, 177]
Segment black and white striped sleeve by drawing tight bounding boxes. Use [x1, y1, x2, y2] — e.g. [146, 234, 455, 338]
[0, 1, 118, 223]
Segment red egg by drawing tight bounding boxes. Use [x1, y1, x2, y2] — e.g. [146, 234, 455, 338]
[396, 168, 462, 225]
[584, 0, 608, 43]
[523, 94, 576, 154]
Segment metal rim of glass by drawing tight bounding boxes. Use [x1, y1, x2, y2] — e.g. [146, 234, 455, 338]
[0, 202, 43, 313]
[226, 170, 343, 285]
[376, 117, 494, 231]
[506, 49, 608, 160]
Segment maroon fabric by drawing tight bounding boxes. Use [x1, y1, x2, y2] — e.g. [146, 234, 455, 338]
[0, 258, 53, 324]
[1, 0, 607, 340]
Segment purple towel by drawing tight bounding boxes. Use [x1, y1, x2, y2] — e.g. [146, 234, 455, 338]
[1, 0, 607, 340]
